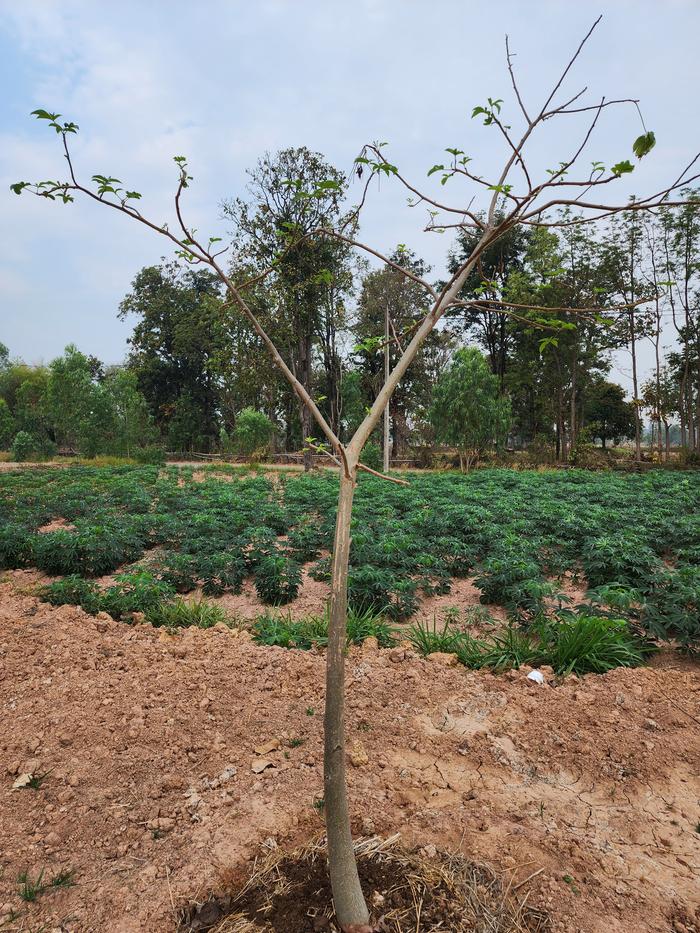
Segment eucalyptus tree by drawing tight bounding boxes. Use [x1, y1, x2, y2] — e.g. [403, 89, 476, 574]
[600, 210, 657, 459]
[13, 17, 699, 930]
[658, 193, 700, 451]
[353, 246, 453, 459]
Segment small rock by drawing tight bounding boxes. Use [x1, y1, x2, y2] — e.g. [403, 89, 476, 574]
[361, 817, 375, 835]
[426, 651, 459, 666]
[643, 719, 659, 731]
[251, 758, 276, 774]
[12, 773, 33, 790]
[389, 647, 406, 663]
[349, 741, 369, 768]
[362, 636, 379, 651]
[254, 738, 281, 756]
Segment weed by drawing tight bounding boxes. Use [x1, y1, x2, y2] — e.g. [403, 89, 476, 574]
[24, 769, 53, 791]
[49, 868, 75, 889]
[306, 707, 315, 716]
[18, 869, 45, 902]
[478, 624, 545, 671]
[538, 612, 649, 675]
[146, 598, 231, 629]
[407, 617, 464, 656]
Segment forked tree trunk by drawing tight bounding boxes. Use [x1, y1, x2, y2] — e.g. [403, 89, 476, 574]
[324, 463, 371, 932]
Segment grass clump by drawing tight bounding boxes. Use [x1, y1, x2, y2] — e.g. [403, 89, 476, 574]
[251, 608, 395, 650]
[407, 611, 648, 677]
[538, 612, 650, 674]
[146, 598, 233, 629]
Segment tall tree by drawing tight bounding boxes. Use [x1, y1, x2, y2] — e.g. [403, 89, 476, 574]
[223, 148, 354, 467]
[353, 247, 454, 458]
[118, 263, 229, 451]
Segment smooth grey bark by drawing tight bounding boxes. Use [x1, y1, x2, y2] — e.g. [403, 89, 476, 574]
[323, 464, 372, 932]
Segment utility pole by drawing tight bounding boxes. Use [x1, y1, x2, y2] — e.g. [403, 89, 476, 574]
[383, 305, 391, 472]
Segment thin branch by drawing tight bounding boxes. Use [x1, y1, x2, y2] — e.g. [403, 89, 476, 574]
[505, 34, 531, 123]
[319, 227, 438, 299]
[305, 440, 409, 486]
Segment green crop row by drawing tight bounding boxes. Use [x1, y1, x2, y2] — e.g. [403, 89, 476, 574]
[1, 464, 698, 650]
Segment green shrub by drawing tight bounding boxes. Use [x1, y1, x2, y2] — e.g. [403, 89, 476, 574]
[40, 575, 102, 614]
[11, 431, 55, 462]
[0, 524, 35, 569]
[581, 534, 662, 590]
[99, 572, 175, 619]
[197, 551, 246, 596]
[134, 445, 166, 465]
[254, 555, 301, 605]
[34, 524, 142, 577]
[641, 565, 700, 654]
[360, 441, 382, 472]
[233, 408, 274, 460]
[156, 552, 199, 593]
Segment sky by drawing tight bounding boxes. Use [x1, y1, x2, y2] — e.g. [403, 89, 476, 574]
[1, 0, 699, 392]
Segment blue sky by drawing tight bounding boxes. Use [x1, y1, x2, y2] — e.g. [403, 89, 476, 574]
[1, 0, 699, 389]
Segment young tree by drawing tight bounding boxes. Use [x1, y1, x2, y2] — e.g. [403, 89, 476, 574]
[233, 407, 275, 460]
[430, 347, 511, 469]
[14, 20, 699, 929]
[0, 398, 15, 449]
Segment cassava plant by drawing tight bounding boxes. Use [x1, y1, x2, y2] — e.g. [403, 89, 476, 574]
[14, 18, 700, 930]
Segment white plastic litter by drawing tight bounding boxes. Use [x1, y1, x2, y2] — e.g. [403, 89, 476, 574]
[527, 670, 545, 684]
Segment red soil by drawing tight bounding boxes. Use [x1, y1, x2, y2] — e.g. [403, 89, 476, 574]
[0, 583, 698, 933]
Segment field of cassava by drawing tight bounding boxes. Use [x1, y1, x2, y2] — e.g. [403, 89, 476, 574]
[2, 464, 699, 661]
[1, 463, 700, 933]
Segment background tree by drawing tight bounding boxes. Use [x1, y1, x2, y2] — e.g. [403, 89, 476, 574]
[430, 348, 511, 470]
[119, 263, 228, 452]
[353, 247, 454, 458]
[223, 148, 354, 467]
[233, 407, 275, 461]
[584, 379, 636, 448]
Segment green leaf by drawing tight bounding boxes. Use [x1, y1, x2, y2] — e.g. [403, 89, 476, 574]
[632, 131, 656, 159]
[539, 336, 559, 353]
[611, 160, 635, 176]
[10, 182, 29, 195]
[125, 191, 142, 200]
[31, 109, 60, 121]
[427, 164, 445, 176]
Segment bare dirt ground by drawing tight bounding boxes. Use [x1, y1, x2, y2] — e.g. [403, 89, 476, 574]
[0, 583, 699, 933]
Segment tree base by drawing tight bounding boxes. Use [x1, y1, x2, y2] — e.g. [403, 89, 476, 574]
[178, 835, 549, 932]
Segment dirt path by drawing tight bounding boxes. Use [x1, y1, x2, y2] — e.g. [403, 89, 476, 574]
[0, 584, 698, 933]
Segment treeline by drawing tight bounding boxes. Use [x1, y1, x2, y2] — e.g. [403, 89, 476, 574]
[2, 147, 699, 465]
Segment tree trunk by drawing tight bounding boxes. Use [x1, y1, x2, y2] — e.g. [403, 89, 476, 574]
[383, 305, 390, 473]
[323, 465, 371, 931]
[629, 310, 642, 462]
[298, 334, 314, 471]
